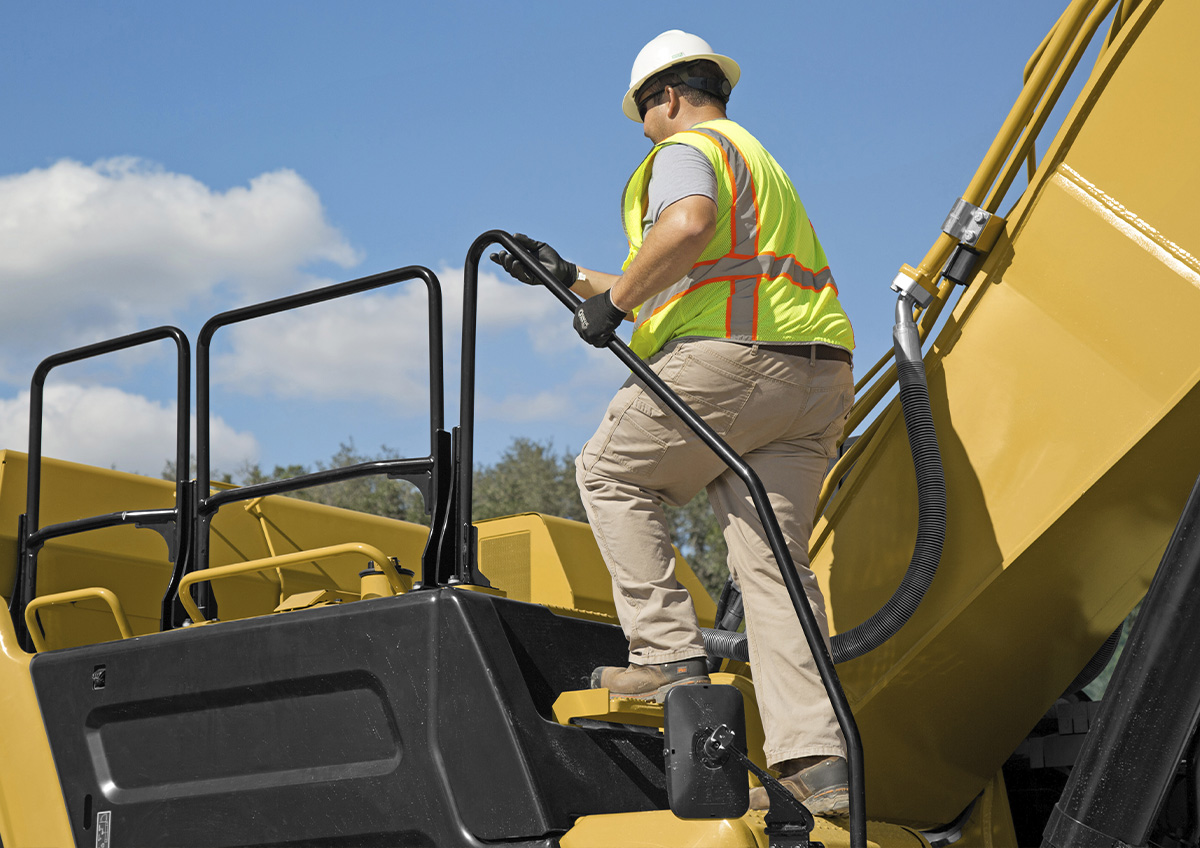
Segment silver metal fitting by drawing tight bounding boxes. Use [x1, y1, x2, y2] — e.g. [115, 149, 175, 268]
[891, 267, 935, 308]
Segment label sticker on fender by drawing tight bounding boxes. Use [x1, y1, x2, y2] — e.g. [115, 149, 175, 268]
[95, 811, 111, 848]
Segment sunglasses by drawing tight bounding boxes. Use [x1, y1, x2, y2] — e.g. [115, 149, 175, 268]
[636, 86, 669, 121]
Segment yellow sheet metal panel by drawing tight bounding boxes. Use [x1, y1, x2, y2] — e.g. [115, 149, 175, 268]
[561, 810, 762, 848]
[0, 450, 177, 610]
[0, 450, 435, 644]
[476, 512, 717, 625]
[0, 602, 74, 845]
[206, 489, 431, 622]
[477, 513, 581, 609]
[810, 0, 1200, 825]
[3, 448, 712, 647]
[561, 809, 929, 848]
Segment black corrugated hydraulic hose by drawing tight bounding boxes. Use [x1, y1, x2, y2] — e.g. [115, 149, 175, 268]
[706, 579, 749, 670]
[702, 293, 947, 664]
[828, 295, 947, 662]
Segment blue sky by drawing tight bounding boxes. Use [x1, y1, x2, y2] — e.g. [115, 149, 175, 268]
[0, 2, 1079, 478]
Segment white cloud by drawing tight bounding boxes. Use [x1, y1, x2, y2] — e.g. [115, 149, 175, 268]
[212, 265, 564, 411]
[0, 384, 258, 476]
[0, 158, 636, 472]
[0, 157, 359, 350]
[479, 389, 577, 423]
[441, 263, 564, 340]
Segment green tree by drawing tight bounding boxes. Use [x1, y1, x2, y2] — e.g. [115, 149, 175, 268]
[472, 438, 587, 522]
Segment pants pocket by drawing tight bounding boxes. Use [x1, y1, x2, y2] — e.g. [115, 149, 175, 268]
[605, 397, 670, 479]
[654, 351, 757, 438]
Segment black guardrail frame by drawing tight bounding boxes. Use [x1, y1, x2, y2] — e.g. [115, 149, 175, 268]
[461, 230, 867, 848]
[192, 266, 450, 621]
[11, 326, 192, 650]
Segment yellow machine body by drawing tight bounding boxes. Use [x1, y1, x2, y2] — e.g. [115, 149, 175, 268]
[1, 2, 1197, 845]
[810, 0, 1200, 826]
[0, 451, 715, 650]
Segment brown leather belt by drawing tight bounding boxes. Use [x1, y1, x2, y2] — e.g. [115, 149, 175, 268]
[757, 343, 852, 364]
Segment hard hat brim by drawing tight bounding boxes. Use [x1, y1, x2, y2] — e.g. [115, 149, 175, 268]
[621, 52, 741, 122]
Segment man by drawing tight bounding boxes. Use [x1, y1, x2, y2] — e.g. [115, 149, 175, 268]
[492, 31, 854, 815]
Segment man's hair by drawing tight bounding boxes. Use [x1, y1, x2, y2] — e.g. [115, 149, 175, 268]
[639, 59, 729, 111]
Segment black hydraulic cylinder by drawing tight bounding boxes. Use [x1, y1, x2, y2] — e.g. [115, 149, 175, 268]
[1042, 471, 1200, 848]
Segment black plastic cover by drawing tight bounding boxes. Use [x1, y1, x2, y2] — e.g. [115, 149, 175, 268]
[31, 588, 665, 847]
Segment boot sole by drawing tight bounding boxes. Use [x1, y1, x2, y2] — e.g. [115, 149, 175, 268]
[651, 675, 710, 704]
[804, 785, 850, 817]
[599, 674, 710, 704]
[747, 784, 849, 817]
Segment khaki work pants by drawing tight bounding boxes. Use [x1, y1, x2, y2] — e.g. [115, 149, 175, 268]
[576, 338, 853, 766]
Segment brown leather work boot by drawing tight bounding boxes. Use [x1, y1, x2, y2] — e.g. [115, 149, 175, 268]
[589, 657, 709, 703]
[749, 755, 849, 816]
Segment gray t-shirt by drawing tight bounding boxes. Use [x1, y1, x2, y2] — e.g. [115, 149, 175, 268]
[643, 143, 718, 236]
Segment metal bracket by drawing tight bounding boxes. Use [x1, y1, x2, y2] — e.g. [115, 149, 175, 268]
[135, 518, 179, 563]
[942, 197, 1005, 253]
[703, 724, 823, 848]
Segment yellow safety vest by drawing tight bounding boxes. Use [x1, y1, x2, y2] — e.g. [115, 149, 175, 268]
[621, 119, 854, 360]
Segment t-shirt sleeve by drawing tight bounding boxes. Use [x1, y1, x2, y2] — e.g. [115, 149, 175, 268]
[644, 144, 718, 230]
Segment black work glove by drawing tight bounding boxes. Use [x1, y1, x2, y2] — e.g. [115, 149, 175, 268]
[490, 233, 577, 287]
[573, 290, 627, 347]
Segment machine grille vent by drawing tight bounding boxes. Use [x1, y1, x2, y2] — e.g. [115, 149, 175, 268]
[479, 532, 532, 601]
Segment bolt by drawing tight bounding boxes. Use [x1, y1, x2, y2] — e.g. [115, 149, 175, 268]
[973, 209, 986, 223]
[964, 231, 977, 243]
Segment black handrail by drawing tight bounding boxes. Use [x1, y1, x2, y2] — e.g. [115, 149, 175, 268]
[11, 326, 190, 649]
[193, 266, 447, 616]
[204, 459, 438, 513]
[29, 508, 178, 548]
[461, 230, 866, 848]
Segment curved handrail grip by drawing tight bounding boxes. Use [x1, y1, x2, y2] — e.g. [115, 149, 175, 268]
[462, 230, 866, 848]
[178, 542, 404, 623]
[25, 587, 134, 653]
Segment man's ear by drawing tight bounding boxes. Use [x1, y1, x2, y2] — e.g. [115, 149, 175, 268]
[665, 85, 682, 119]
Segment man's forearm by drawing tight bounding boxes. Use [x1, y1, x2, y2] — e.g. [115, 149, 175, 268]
[572, 268, 621, 299]
[570, 194, 717, 316]
[609, 195, 717, 312]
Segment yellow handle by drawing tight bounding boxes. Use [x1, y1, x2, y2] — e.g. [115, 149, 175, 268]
[178, 542, 406, 623]
[26, 588, 134, 653]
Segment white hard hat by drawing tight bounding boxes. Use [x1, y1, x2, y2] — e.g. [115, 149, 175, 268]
[622, 30, 741, 122]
